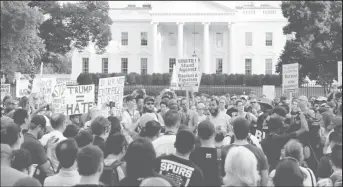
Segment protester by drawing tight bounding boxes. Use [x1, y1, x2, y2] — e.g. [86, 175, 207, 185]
[159, 101, 169, 119]
[1, 119, 23, 150]
[63, 124, 80, 138]
[122, 95, 140, 132]
[44, 138, 80, 186]
[70, 114, 81, 127]
[180, 98, 198, 132]
[75, 130, 94, 148]
[135, 95, 145, 115]
[140, 120, 162, 142]
[232, 100, 257, 123]
[208, 98, 232, 136]
[273, 158, 305, 187]
[196, 103, 207, 124]
[4, 98, 16, 117]
[317, 145, 342, 187]
[13, 109, 30, 133]
[91, 116, 111, 153]
[13, 177, 42, 187]
[140, 177, 172, 187]
[136, 96, 164, 132]
[84, 108, 101, 129]
[11, 149, 32, 175]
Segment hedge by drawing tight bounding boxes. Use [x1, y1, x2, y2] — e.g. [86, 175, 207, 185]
[77, 73, 282, 86]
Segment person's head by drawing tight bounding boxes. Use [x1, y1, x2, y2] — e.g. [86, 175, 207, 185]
[333, 116, 342, 134]
[125, 138, 156, 179]
[56, 138, 79, 169]
[161, 95, 170, 104]
[180, 98, 188, 112]
[18, 96, 29, 110]
[91, 116, 111, 139]
[126, 95, 136, 109]
[13, 177, 42, 187]
[321, 111, 335, 130]
[136, 95, 144, 109]
[291, 100, 299, 111]
[160, 101, 168, 113]
[219, 96, 226, 110]
[140, 177, 172, 187]
[107, 116, 121, 135]
[63, 124, 80, 138]
[331, 145, 342, 170]
[11, 149, 32, 174]
[273, 158, 305, 187]
[329, 131, 342, 149]
[13, 109, 29, 127]
[164, 110, 181, 129]
[235, 100, 244, 112]
[75, 130, 94, 148]
[271, 106, 287, 122]
[1, 143, 13, 165]
[168, 99, 178, 111]
[174, 130, 195, 156]
[105, 133, 128, 158]
[297, 95, 308, 109]
[283, 139, 304, 163]
[144, 96, 155, 113]
[4, 98, 16, 113]
[1, 121, 23, 150]
[2, 95, 12, 106]
[197, 120, 215, 143]
[50, 113, 68, 132]
[196, 102, 205, 115]
[232, 117, 251, 140]
[77, 145, 104, 178]
[69, 114, 80, 126]
[223, 146, 260, 186]
[209, 98, 219, 116]
[140, 120, 161, 141]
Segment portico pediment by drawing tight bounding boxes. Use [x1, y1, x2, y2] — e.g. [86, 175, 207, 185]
[151, 1, 237, 15]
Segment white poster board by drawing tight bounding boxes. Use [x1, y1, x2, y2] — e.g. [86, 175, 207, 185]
[170, 64, 179, 90]
[16, 80, 30, 98]
[176, 58, 201, 92]
[338, 61, 342, 85]
[65, 85, 95, 115]
[98, 76, 125, 117]
[263, 85, 276, 100]
[282, 63, 299, 93]
[32, 78, 57, 104]
[1, 84, 11, 101]
[51, 82, 67, 114]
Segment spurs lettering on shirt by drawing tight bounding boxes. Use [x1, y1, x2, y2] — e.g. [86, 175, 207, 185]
[159, 159, 195, 187]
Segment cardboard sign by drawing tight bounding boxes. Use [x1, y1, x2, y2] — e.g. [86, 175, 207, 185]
[51, 82, 67, 114]
[282, 63, 299, 93]
[263, 85, 276, 100]
[65, 85, 95, 115]
[32, 78, 57, 104]
[98, 76, 125, 117]
[16, 80, 30, 98]
[176, 58, 201, 91]
[338, 61, 342, 85]
[170, 64, 179, 90]
[1, 84, 10, 101]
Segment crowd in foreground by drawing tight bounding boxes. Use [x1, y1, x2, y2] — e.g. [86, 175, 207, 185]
[0, 88, 342, 187]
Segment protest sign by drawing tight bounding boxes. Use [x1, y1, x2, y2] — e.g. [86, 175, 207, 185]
[1, 84, 10, 101]
[32, 78, 57, 104]
[170, 64, 179, 90]
[177, 58, 201, 92]
[65, 85, 95, 115]
[263, 85, 276, 100]
[16, 80, 30, 98]
[282, 63, 299, 94]
[52, 82, 67, 114]
[98, 76, 125, 117]
[338, 61, 342, 85]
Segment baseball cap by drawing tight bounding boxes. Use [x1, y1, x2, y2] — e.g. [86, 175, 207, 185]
[1, 144, 12, 159]
[197, 120, 215, 140]
[272, 107, 287, 117]
[144, 96, 155, 104]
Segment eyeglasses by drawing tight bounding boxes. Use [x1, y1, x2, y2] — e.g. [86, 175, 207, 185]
[146, 102, 154, 105]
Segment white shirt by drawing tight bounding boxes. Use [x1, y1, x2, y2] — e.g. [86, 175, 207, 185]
[268, 166, 316, 187]
[152, 134, 176, 157]
[44, 169, 81, 187]
[40, 130, 67, 170]
[121, 109, 140, 132]
[209, 112, 232, 134]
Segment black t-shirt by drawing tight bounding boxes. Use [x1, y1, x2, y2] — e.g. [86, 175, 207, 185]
[155, 154, 204, 187]
[119, 172, 176, 187]
[189, 147, 221, 187]
[21, 133, 48, 166]
[93, 136, 105, 154]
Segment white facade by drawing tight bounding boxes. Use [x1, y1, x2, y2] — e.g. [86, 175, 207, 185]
[71, 1, 288, 80]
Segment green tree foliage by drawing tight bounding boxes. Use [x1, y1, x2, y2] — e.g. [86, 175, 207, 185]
[1, 1, 46, 74]
[277, 1, 342, 88]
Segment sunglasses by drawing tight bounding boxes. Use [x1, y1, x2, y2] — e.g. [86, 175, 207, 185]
[146, 102, 154, 105]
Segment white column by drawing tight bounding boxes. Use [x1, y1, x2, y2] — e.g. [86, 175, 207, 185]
[177, 22, 184, 59]
[152, 22, 158, 73]
[228, 22, 234, 74]
[203, 22, 211, 74]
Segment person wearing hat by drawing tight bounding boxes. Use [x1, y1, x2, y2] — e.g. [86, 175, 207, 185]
[135, 96, 164, 133]
[122, 95, 140, 133]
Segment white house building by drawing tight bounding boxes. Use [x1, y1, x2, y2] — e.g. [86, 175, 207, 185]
[71, 1, 289, 80]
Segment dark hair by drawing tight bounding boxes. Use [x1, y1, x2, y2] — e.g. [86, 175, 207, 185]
[105, 134, 127, 157]
[135, 95, 144, 103]
[335, 92, 342, 100]
[107, 116, 121, 135]
[2, 95, 12, 105]
[50, 114, 67, 130]
[91, 116, 110, 136]
[18, 96, 29, 109]
[235, 100, 243, 106]
[197, 120, 215, 140]
[1, 122, 21, 147]
[126, 95, 135, 102]
[174, 130, 195, 154]
[124, 138, 156, 179]
[164, 110, 180, 128]
[77, 145, 104, 176]
[29, 115, 46, 130]
[211, 97, 219, 105]
[160, 101, 167, 107]
[56, 138, 78, 169]
[11, 149, 32, 172]
[63, 124, 80, 138]
[75, 130, 94, 148]
[13, 109, 29, 126]
[272, 107, 287, 117]
[331, 145, 342, 168]
[273, 159, 304, 187]
[140, 120, 161, 138]
[215, 132, 225, 142]
[232, 117, 250, 140]
[329, 131, 342, 144]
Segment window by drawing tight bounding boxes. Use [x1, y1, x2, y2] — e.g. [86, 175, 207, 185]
[216, 33, 223, 48]
[169, 32, 176, 46]
[141, 58, 147, 74]
[216, 58, 223, 74]
[141, 32, 147, 46]
[265, 32, 273, 46]
[245, 59, 252, 75]
[82, 58, 89, 73]
[121, 58, 128, 74]
[102, 58, 108, 74]
[121, 32, 128, 46]
[169, 58, 176, 73]
[245, 32, 252, 46]
[265, 58, 273, 75]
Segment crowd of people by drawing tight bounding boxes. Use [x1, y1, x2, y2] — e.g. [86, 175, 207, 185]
[0, 87, 342, 187]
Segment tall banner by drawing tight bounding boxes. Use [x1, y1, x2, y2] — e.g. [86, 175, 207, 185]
[263, 85, 276, 100]
[282, 63, 299, 94]
[16, 80, 30, 98]
[176, 58, 201, 92]
[65, 85, 95, 115]
[170, 64, 179, 90]
[51, 82, 67, 114]
[338, 61, 342, 85]
[98, 76, 125, 117]
[32, 78, 57, 104]
[1, 84, 10, 101]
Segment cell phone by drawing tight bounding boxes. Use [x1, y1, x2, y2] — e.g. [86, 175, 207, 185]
[109, 101, 115, 108]
[46, 105, 50, 111]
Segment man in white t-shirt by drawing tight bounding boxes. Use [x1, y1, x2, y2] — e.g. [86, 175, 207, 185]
[152, 110, 180, 157]
[208, 98, 232, 136]
[121, 95, 140, 132]
[136, 96, 165, 130]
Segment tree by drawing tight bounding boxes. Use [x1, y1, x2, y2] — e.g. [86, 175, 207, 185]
[1, 1, 46, 74]
[277, 1, 342, 91]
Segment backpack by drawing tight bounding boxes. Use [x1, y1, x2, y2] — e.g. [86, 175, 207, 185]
[100, 160, 126, 187]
